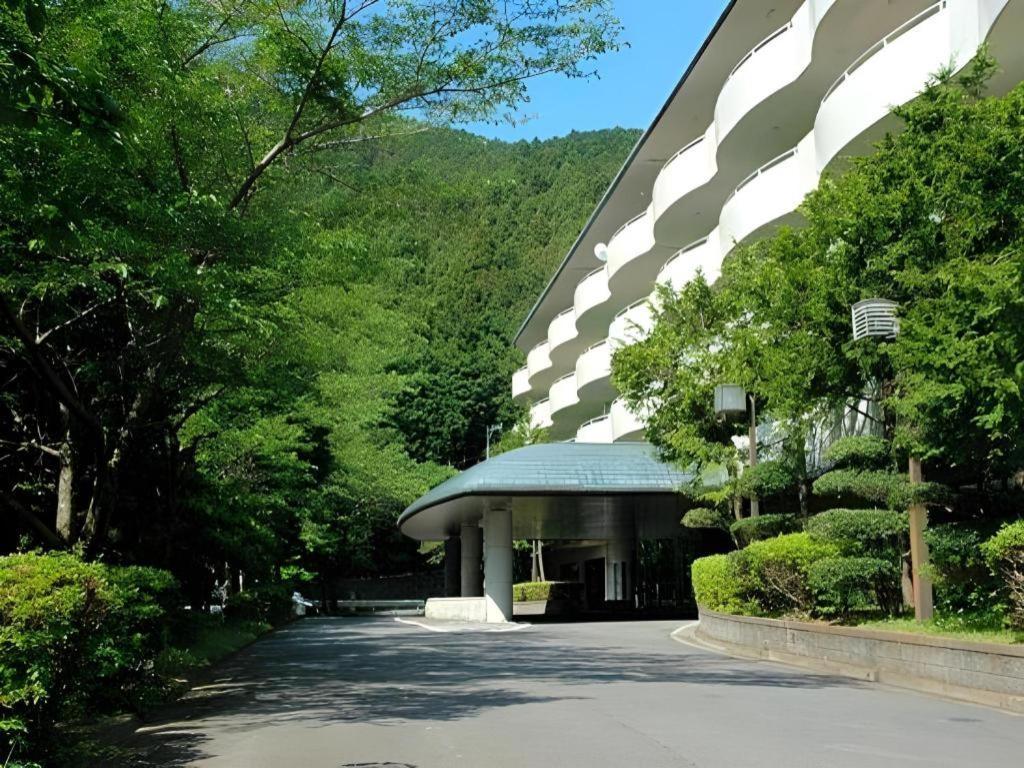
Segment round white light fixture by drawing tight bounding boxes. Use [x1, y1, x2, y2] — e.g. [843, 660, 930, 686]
[594, 242, 609, 262]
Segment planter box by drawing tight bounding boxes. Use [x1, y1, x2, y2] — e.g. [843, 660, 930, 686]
[513, 599, 575, 617]
[697, 607, 1024, 713]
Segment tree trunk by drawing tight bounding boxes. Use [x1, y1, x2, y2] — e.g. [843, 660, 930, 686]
[55, 405, 75, 541]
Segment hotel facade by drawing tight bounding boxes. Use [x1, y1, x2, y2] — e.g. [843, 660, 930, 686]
[511, 0, 1024, 443]
[401, 0, 1024, 623]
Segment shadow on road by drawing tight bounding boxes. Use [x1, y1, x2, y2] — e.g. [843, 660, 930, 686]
[117, 617, 857, 766]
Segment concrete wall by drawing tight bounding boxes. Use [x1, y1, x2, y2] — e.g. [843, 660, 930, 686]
[697, 608, 1024, 714]
[425, 597, 488, 623]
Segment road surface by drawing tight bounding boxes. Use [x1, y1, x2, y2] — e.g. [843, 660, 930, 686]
[121, 617, 1024, 767]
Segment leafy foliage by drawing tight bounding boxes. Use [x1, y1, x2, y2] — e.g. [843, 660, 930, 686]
[690, 554, 752, 615]
[805, 509, 908, 559]
[807, 556, 901, 618]
[982, 521, 1024, 629]
[822, 436, 889, 470]
[0, 553, 177, 762]
[729, 514, 801, 548]
[733, 533, 837, 615]
[512, 581, 583, 602]
[735, 460, 798, 500]
[682, 507, 730, 531]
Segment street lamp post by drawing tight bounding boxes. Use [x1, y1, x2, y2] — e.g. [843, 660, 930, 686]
[714, 384, 759, 518]
[485, 423, 503, 461]
[851, 299, 933, 622]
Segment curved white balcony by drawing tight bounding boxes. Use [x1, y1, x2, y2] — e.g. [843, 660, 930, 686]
[719, 136, 817, 254]
[609, 299, 654, 349]
[572, 265, 613, 335]
[547, 307, 578, 355]
[814, 0, 987, 173]
[606, 206, 657, 281]
[651, 126, 717, 224]
[576, 339, 613, 392]
[655, 232, 724, 292]
[576, 414, 614, 444]
[526, 339, 557, 392]
[548, 372, 579, 420]
[611, 398, 646, 442]
[715, 17, 806, 141]
[512, 366, 531, 401]
[530, 398, 553, 430]
[652, 0, 936, 248]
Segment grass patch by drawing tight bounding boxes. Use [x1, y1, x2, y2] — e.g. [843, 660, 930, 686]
[156, 614, 273, 680]
[856, 611, 1024, 645]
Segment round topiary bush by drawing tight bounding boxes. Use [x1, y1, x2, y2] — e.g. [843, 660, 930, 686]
[733, 533, 837, 615]
[729, 513, 801, 548]
[805, 508, 908, 558]
[982, 520, 1024, 630]
[682, 507, 729, 531]
[691, 553, 751, 615]
[808, 556, 900, 618]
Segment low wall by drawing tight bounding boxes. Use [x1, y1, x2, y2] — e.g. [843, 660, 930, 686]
[697, 608, 1024, 713]
[335, 570, 444, 601]
[425, 597, 487, 623]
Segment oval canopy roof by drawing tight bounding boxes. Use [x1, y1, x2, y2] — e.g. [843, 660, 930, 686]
[398, 442, 693, 541]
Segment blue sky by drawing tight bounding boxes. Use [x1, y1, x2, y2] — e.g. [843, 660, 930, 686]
[467, 0, 730, 141]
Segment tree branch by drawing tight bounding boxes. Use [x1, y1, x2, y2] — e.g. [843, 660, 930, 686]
[0, 492, 64, 548]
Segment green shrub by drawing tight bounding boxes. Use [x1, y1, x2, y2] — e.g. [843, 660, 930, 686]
[982, 521, 1024, 630]
[691, 554, 752, 614]
[0, 552, 178, 763]
[734, 533, 837, 615]
[822, 435, 889, 469]
[813, 469, 949, 509]
[808, 556, 900, 618]
[805, 508, 908, 559]
[729, 513, 801, 548]
[735, 460, 797, 500]
[682, 507, 729, 530]
[512, 581, 583, 602]
[224, 583, 292, 626]
[925, 522, 1000, 613]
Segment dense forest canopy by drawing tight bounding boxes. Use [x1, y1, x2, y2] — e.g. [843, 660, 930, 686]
[0, 0, 636, 601]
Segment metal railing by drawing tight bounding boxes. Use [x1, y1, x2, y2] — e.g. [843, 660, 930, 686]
[822, 1, 946, 104]
[614, 297, 652, 321]
[725, 147, 799, 205]
[728, 22, 793, 80]
[661, 134, 706, 172]
[610, 210, 648, 243]
[658, 236, 711, 278]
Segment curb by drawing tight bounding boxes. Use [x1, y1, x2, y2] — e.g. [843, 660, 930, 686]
[671, 620, 1023, 716]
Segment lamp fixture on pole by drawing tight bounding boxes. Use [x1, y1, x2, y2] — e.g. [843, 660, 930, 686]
[851, 298, 932, 621]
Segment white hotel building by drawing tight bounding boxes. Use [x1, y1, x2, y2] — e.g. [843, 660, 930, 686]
[401, 0, 1024, 623]
[511, 0, 1024, 443]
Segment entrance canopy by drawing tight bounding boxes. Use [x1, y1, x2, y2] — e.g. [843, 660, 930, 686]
[398, 442, 693, 542]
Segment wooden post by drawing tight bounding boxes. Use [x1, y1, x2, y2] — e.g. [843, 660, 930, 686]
[748, 394, 759, 517]
[908, 457, 934, 622]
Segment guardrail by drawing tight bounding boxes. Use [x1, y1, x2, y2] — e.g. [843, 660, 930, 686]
[335, 599, 425, 615]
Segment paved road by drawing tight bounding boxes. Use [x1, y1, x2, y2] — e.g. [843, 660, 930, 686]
[122, 617, 1024, 767]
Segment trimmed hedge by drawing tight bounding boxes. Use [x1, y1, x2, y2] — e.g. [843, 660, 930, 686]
[925, 522, 1000, 613]
[982, 521, 1024, 630]
[805, 508, 908, 558]
[734, 533, 837, 614]
[822, 435, 888, 469]
[735, 460, 796, 500]
[808, 556, 900, 618]
[512, 581, 583, 603]
[729, 513, 800, 548]
[682, 507, 729, 530]
[690, 554, 751, 615]
[224, 584, 292, 626]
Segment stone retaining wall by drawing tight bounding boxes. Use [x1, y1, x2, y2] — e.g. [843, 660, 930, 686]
[697, 608, 1024, 713]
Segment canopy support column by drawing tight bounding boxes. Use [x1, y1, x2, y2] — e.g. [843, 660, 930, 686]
[484, 504, 513, 623]
[460, 523, 483, 597]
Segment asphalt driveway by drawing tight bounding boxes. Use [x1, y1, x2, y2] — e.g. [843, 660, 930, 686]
[120, 617, 1024, 767]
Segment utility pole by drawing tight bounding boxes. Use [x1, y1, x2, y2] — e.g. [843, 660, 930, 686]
[908, 457, 934, 621]
[748, 393, 759, 517]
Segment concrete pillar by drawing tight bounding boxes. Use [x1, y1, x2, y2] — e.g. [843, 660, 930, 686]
[483, 506, 513, 623]
[444, 536, 461, 597]
[605, 539, 635, 603]
[460, 523, 483, 597]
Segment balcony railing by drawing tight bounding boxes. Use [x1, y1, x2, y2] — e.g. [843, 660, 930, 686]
[727, 21, 793, 80]
[822, 1, 947, 103]
[725, 147, 799, 205]
[658, 236, 711, 279]
[609, 210, 647, 243]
